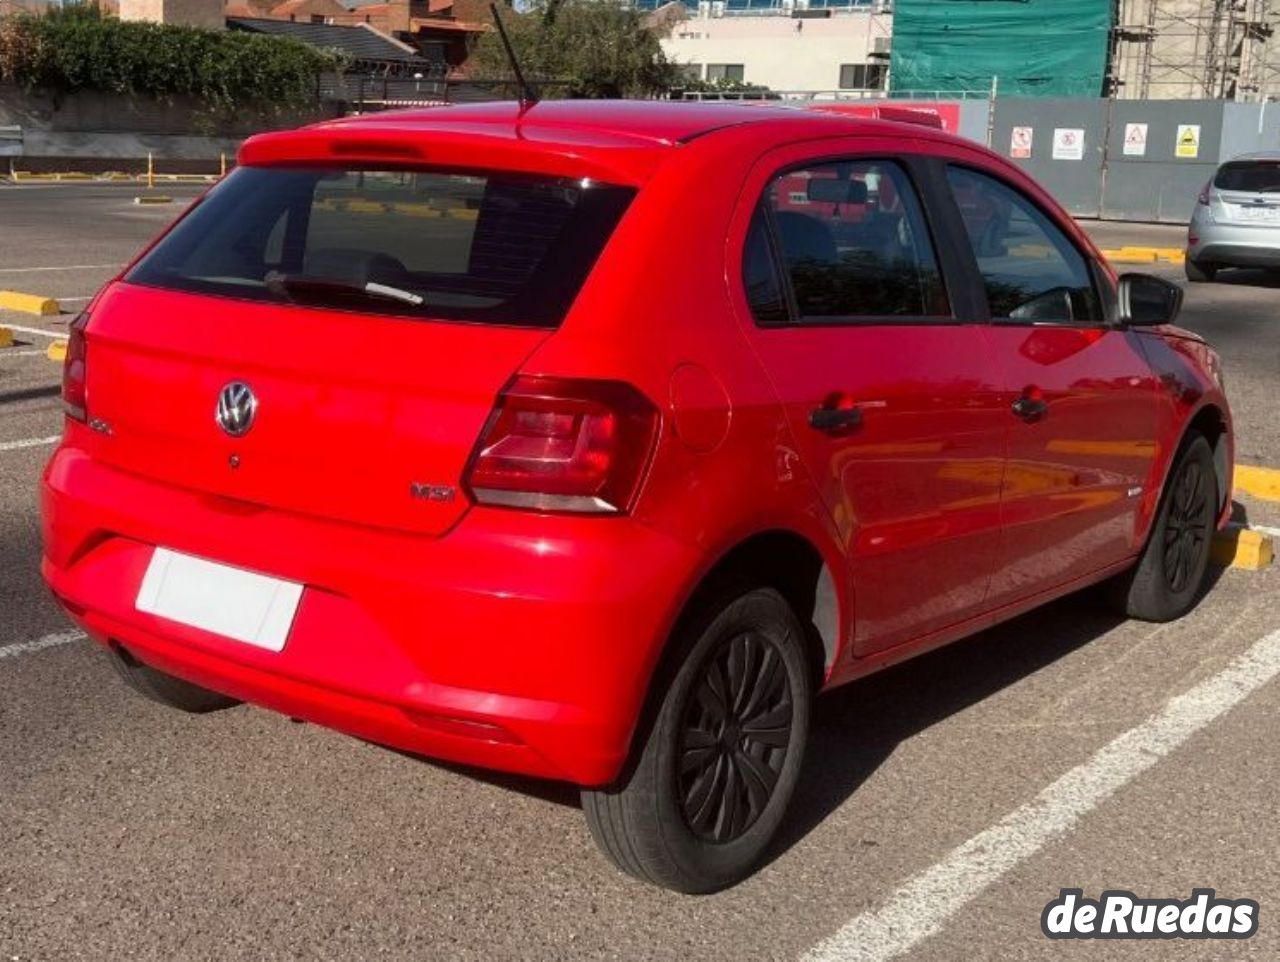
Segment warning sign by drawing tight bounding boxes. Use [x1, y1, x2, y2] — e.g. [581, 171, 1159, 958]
[1123, 122, 1148, 157]
[1052, 128, 1085, 161]
[1176, 124, 1201, 159]
[1010, 126, 1033, 159]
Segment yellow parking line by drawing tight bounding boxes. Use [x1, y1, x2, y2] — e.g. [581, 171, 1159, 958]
[1236, 464, 1280, 502]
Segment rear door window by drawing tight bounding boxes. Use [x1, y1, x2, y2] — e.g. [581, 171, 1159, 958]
[759, 159, 949, 323]
[127, 167, 635, 328]
[946, 166, 1102, 324]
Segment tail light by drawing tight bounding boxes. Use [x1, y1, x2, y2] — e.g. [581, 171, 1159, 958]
[1197, 181, 1211, 206]
[465, 376, 660, 514]
[61, 312, 90, 422]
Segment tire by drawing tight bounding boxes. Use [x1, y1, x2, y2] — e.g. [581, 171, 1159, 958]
[582, 585, 813, 894]
[108, 645, 241, 713]
[1109, 433, 1218, 622]
[1184, 258, 1217, 283]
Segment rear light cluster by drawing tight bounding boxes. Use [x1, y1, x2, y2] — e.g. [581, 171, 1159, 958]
[465, 376, 660, 515]
[61, 312, 90, 422]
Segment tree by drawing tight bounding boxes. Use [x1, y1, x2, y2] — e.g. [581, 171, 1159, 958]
[471, 0, 679, 99]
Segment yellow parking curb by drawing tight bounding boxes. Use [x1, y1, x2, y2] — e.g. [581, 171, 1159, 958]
[1236, 464, 1280, 502]
[0, 290, 60, 316]
[0, 326, 13, 348]
[1101, 246, 1186, 265]
[47, 340, 68, 362]
[446, 208, 479, 221]
[1211, 525, 1275, 570]
[133, 195, 173, 206]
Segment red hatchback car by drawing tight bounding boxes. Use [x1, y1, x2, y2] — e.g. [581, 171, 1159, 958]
[42, 101, 1232, 893]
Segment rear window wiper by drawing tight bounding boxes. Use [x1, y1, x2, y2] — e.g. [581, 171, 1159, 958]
[264, 271, 425, 307]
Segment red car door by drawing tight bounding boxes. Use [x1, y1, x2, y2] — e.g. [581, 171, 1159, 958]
[940, 163, 1160, 604]
[733, 144, 1007, 658]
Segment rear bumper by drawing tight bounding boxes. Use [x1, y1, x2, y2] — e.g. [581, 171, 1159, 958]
[1189, 217, 1280, 267]
[41, 443, 702, 786]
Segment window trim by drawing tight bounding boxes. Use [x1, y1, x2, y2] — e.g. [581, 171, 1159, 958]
[937, 161, 1113, 329]
[745, 154, 959, 329]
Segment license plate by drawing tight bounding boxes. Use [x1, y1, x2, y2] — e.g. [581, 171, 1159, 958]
[1236, 205, 1280, 221]
[136, 548, 303, 652]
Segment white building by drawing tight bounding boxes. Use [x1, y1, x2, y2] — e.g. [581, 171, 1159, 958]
[654, 1, 893, 97]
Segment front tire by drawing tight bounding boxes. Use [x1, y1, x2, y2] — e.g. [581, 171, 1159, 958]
[582, 586, 813, 893]
[1110, 434, 1218, 622]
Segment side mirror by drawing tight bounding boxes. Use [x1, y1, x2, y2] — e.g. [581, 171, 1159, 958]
[1119, 272, 1183, 326]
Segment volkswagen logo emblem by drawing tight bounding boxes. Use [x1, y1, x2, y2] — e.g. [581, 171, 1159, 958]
[215, 382, 257, 437]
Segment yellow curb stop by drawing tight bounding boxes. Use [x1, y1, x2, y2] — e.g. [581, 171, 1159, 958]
[47, 340, 68, 362]
[1211, 525, 1275, 570]
[0, 326, 12, 348]
[133, 196, 173, 206]
[0, 290, 60, 316]
[1235, 465, 1280, 502]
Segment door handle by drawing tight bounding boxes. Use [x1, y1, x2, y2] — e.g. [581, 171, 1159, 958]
[1011, 394, 1049, 423]
[808, 405, 863, 433]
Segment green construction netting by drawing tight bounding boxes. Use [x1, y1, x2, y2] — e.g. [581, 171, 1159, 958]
[890, 0, 1113, 98]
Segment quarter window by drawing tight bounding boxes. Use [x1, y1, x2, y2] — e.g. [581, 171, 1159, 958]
[946, 166, 1102, 323]
[743, 206, 788, 325]
[761, 159, 949, 322]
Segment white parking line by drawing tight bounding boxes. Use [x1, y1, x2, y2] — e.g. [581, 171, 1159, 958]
[0, 436, 60, 453]
[0, 630, 85, 661]
[0, 349, 52, 358]
[2, 324, 67, 339]
[803, 625, 1280, 962]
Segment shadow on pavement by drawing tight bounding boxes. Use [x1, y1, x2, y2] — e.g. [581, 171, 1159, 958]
[1206, 268, 1280, 289]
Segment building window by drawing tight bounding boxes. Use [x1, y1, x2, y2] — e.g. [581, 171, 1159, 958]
[839, 64, 887, 90]
[706, 64, 746, 84]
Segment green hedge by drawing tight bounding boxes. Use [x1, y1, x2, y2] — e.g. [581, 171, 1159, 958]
[0, 4, 347, 113]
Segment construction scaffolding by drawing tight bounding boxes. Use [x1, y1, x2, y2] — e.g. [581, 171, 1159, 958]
[1111, 0, 1280, 100]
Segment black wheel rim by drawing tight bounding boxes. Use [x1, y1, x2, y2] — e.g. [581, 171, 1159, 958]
[676, 631, 793, 844]
[1163, 457, 1212, 593]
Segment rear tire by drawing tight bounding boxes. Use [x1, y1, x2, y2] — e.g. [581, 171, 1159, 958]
[108, 646, 241, 713]
[582, 586, 813, 893]
[1109, 433, 1218, 622]
[1184, 258, 1217, 283]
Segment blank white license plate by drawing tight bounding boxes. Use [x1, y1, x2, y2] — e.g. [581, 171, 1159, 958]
[1237, 206, 1280, 221]
[136, 548, 303, 652]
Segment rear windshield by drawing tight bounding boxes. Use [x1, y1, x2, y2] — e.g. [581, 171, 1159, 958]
[127, 167, 636, 328]
[1213, 160, 1280, 193]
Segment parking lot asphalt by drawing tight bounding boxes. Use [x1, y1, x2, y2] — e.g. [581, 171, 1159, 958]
[2, 189, 1278, 961]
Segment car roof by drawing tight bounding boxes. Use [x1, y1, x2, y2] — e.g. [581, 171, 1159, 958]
[238, 100, 965, 185]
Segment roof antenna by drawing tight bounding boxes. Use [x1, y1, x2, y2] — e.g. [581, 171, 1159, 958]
[489, 3, 539, 112]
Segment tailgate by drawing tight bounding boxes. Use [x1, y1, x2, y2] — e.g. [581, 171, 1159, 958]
[82, 283, 548, 535]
